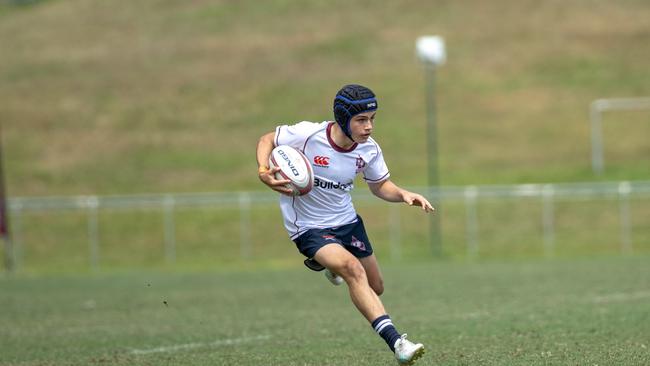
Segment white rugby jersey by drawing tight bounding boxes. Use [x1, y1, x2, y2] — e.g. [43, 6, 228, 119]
[274, 121, 390, 239]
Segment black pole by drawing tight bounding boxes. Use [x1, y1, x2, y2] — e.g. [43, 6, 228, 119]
[0, 125, 14, 273]
[425, 64, 442, 257]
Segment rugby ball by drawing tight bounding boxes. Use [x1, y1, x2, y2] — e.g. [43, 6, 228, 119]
[268, 145, 314, 196]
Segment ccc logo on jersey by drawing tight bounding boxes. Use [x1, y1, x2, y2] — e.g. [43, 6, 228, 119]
[313, 156, 330, 167]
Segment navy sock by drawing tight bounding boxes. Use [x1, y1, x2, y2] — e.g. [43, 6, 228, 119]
[371, 315, 401, 352]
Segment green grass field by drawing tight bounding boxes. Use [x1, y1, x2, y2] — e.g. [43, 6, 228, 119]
[2, 256, 649, 365]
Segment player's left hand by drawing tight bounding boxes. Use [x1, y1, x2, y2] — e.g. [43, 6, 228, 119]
[402, 191, 435, 214]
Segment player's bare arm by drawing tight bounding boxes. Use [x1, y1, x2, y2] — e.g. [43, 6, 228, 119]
[256, 132, 293, 195]
[368, 179, 435, 213]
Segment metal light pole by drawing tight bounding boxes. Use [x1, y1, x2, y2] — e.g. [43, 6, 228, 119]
[416, 36, 446, 257]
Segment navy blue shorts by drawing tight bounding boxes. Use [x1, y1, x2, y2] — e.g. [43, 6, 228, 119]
[293, 215, 374, 260]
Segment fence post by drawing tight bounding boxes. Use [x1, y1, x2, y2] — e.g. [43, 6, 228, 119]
[163, 195, 176, 264]
[389, 203, 402, 262]
[239, 192, 252, 260]
[618, 181, 632, 254]
[86, 196, 100, 271]
[464, 186, 479, 260]
[542, 184, 556, 258]
[590, 100, 605, 175]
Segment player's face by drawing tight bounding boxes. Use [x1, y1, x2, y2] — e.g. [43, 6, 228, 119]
[349, 111, 375, 143]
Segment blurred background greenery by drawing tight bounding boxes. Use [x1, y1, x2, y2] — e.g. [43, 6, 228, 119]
[1, 0, 649, 272]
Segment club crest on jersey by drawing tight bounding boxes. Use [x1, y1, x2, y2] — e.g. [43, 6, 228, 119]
[355, 156, 366, 174]
[350, 236, 366, 251]
[313, 156, 330, 167]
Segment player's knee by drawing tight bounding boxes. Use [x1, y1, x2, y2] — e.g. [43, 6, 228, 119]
[339, 259, 366, 282]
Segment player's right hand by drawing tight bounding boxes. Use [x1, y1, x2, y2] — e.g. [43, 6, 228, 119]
[258, 166, 294, 195]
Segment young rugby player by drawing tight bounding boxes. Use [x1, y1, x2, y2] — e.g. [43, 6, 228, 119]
[256, 84, 434, 365]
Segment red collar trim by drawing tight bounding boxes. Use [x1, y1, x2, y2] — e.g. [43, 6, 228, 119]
[327, 122, 357, 153]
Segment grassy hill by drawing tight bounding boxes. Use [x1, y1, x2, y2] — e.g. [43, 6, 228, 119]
[1, 0, 649, 197]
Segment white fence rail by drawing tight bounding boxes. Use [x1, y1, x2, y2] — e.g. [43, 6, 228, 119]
[6, 180, 650, 270]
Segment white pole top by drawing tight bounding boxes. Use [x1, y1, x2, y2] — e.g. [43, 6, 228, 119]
[416, 36, 446, 66]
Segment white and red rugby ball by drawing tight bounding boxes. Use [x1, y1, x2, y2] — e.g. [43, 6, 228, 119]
[268, 145, 314, 196]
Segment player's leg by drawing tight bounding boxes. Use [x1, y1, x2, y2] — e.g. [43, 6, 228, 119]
[314, 243, 423, 364]
[297, 227, 424, 364]
[324, 254, 382, 294]
[359, 254, 384, 296]
[313, 243, 385, 322]
[339, 215, 383, 295]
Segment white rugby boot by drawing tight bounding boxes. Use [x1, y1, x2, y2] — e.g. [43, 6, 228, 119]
[324, 269, 343, 286]
[394, 334, 425, 365]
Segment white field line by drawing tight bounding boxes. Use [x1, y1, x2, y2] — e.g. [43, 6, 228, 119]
[592, 290, 650, 304]
[130, 334, 271, 355]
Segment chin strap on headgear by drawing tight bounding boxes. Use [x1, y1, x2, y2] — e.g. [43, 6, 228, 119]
[333, 84, 378, 141]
